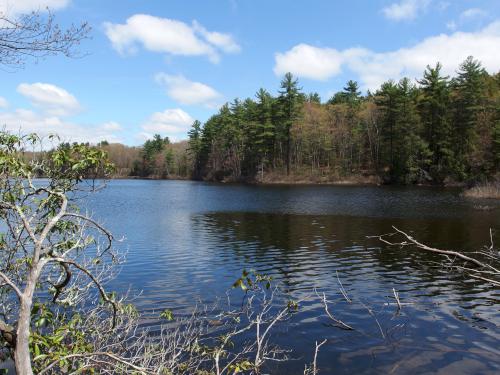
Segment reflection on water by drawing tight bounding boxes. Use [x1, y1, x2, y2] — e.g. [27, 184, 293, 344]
[86, 180, 499, 374]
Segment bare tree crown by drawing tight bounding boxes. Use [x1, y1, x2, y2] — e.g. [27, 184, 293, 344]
[0, 8, 90, 68]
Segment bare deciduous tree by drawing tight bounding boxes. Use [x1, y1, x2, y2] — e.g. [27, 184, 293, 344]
[0, 8, 90, 68]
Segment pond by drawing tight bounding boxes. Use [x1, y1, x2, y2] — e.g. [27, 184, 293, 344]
[85, 180, 499, 374]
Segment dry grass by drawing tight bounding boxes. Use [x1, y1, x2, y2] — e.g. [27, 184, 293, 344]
[464, 183, 500, 199]
[258, 169, 381, 185]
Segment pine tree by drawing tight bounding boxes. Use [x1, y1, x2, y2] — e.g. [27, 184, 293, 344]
[278, 73, 302, 175]
[417, 63, 452, 181]
[451, 56, 487, 179]
[254, 89, 276, 173]
[188, 120, 202, 178]
[376, 80, 399, 178]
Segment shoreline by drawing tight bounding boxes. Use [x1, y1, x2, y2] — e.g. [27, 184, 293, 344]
[108, 175, 468, 188]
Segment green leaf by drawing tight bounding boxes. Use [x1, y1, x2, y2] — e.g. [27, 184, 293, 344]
[159, 309, 174, 321]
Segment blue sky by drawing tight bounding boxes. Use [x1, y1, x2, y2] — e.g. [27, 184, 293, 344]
[0, 0, 499, 145]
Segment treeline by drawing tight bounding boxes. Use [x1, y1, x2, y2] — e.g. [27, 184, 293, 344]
[96, 137, 190, 179]
[98, 56, 498, 184]
[186, 56, 499, 184]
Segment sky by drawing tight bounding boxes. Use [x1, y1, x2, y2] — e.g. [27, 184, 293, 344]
[0, 0, 499, 145]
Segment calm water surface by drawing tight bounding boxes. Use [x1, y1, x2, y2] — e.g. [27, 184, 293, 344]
[85, 180, 499, 374]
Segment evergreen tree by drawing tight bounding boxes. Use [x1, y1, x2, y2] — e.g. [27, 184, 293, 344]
[343, 80, 362, 106]
[451, 56, 487, 179]
[417, 63, 452, 181]
[395, 78, 431, 183]
[254, 89, 276, 174]
[188, 120, 203, 178]
[277, 73, 302, 175]
[376, 80, 399, 177]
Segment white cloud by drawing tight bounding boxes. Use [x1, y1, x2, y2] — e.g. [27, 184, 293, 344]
[273, 20, 500, 90]
[103, 14, 240, 63]
[1, 83, 122, 144]
[0, 0, 70, 16]
[104, 14, 216, 61]
[155, 73, 222, 107]
[192, 20, 241, 53]
[0, 108, 123, 144]
[17, 82, 81, 116]
[141, 108, 194, 140]
[382, 0, 431, 21]
[274, 44, 366, 82]
[274, 44, 345, 81]
[0, 96, 8, 108]
[460, 8, 487, 20]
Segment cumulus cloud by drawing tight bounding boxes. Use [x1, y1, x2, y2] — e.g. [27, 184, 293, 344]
[274, 44, 345, 81]
[192, 20, 241, 53]
[155, 73, 222, 107]
[0, 96, 8, 108]
[141, 108, 194, 140]
[103, 14, 240, 63]
[273, 20, 500, 90]
[17, 82, 81, 116]
[0, 0, 70, 16]
[2, 82, 121, 144]
[382, 0, 431, 21]
[0, 108, 123, 144]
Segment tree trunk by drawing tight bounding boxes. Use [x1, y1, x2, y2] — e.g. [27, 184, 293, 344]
[286, 127, 291, 176]
[15, 269, 39, 375]
[15, 297, 34, 375]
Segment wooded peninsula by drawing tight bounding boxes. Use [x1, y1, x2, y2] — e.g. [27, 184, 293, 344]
[98, 56, 499, 186]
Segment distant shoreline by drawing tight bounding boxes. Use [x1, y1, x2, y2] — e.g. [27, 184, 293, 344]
[108, 174, 464, 188]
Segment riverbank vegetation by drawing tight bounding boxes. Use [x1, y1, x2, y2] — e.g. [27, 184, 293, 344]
[102, 57, 499, 186]
[463, 181, 500, 199]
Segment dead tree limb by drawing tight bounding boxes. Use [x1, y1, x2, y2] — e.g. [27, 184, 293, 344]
[372, 226, 500, 286]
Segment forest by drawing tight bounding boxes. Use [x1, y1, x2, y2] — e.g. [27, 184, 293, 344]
[103, 56, 499, 185]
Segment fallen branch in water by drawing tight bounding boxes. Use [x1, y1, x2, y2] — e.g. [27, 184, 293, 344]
[393, 288, 402, 311]
[317, 290, 353, 330]
[371, 227, 500, 287]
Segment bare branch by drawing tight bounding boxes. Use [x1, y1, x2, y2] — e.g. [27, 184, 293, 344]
[372, 226, 500, 285]
[318, 290, 353, 330]
[0, 9, 91, 68]
[0, 270, 22, 299]
[311, 339, 327, 375]
[39, 352, 152, 375]
[50, 257, 119, 328]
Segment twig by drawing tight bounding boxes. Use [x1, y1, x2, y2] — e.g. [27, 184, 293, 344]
[392, 288, 402, 311]
[336, 271, 351, 303]
[312, 339, 327, 375]
[318, 291, 353, 330]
